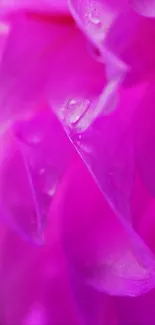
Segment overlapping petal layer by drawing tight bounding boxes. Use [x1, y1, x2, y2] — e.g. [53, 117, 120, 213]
[0, 0, 155, 324]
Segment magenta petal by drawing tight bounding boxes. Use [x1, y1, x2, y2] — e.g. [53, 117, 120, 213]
[0, 13, 105, 128]
[0, 14, 51, 124]
[0, 107, 73, 244]
[56, 79, 134, 224]
[13, 108, 73, 237]
[68, 0, 155, 86]
[45, 160, 117, 325]
[68, 0, 128, 44]
[59, 155, 155, 297]
[131, 0, 155, 17]
[54, 77, 155, 296]
[0, 20, 10, 59]
[0, 14, 66, 126]
[117, 288, 155, 325]
[134, 78, 155, 198]
[0, 183, 80, 325]
[23, 304, 47, 325]
[0, 0, 69, 16]
[0, 132, 44, 244]
[0, 231, 40, 325]
[69, 276, 117, 325]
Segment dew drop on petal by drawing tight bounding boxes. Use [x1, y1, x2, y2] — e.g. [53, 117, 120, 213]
[37, 166, 58, 197]
[86, 7, 103, 38]
[72, 133, 93, 154]
[88, 8, 101, 25]
[62, 98, 91, 127]
[83, 2, 107, 40]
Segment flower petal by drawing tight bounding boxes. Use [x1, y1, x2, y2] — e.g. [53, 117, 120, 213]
[134, 78, 155, 198]
[54, 76, 155, 296]
[68, 0, 155, 86]
[0, 107, 74, 244]
[0, 131, 44, 244]
[13, 107, 73, 241]
[131, 0, 155, 17]
[0, 0, 69, 16]
[0, 13, 105, 129]
[59, 155, 155, 297]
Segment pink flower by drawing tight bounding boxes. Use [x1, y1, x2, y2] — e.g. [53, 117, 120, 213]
[1, 0, 155, 324]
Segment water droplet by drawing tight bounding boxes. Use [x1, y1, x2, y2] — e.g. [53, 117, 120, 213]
[63, 98, 91, 127]
[88, 8, 101, 25]
[83, 2, 111, 41]
[38, 166, 58, 197]
[72, 133, 93, 154]
[85, 4, 105, 39]
[78, 139, 93, 154]
[67, 99, 81, 123]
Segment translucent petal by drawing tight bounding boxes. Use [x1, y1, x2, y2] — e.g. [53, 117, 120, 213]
[68, 0, 155, 86]
[0, 108, 73, 243]
[0, 13, 105, 130]
[53, 78, 155, 296]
